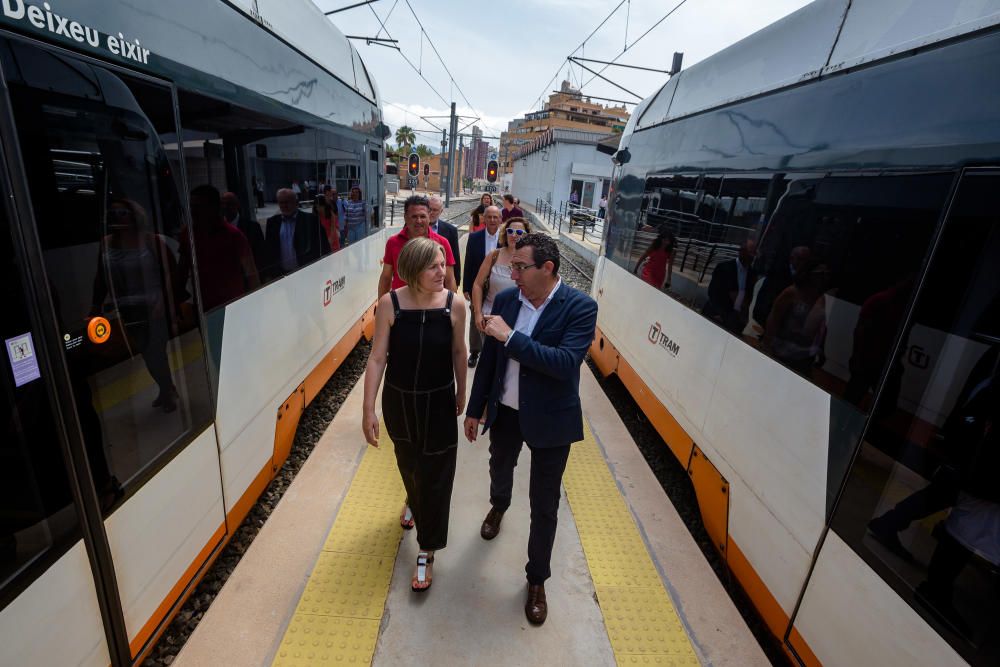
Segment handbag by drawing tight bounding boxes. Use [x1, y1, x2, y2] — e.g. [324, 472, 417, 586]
[481, 250, 500, 300]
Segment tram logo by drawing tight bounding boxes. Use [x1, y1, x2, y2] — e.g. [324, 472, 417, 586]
[907, 344, 930, 370]
[324, 276, 346, 307]
[647, 322, 680, 357]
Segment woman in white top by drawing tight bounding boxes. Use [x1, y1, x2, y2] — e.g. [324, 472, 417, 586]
[471, 217, 531, 332]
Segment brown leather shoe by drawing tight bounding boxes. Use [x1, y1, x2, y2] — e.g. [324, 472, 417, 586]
[525, 584, 547, 625]
[480, 507, 504, 540]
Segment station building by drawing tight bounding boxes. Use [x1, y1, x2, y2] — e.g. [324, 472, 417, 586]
[510, 128, 615, 209]
[498, 80, 629, 178]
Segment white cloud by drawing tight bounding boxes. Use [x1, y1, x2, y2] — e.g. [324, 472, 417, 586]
[383, 102, 513, 153]
[318, 0, 812, 137]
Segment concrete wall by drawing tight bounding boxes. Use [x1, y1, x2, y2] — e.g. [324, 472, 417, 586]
[511, 142, 612, 208]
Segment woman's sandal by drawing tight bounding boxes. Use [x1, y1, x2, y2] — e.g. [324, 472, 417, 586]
[400, 504, 414, 530]
[411, 551, 434, 592]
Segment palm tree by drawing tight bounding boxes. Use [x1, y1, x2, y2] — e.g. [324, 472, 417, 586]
[395, 126, 416, 154]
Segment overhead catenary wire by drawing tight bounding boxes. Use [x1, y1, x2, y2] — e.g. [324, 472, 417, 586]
[361, 2, 450, 106]
[580, 0, 690, 91]
[402, 0, 486, 121]
[373, 0, 399, 39]
[526, 0, 630, 113]
[353, 0, 493, 141]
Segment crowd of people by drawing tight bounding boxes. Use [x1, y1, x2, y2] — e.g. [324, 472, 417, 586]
[363, 194, 598, 625]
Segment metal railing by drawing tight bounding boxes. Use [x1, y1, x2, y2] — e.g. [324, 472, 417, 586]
[628, 209, 754, 282]
[534, 197, 606, 246]
[381, 197, 480, 228]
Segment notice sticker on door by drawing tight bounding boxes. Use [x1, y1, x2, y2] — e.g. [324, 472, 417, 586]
[6, 333, 41, 387]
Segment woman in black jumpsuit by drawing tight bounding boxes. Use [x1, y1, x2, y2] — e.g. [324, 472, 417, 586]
[363, 236, 468, 591]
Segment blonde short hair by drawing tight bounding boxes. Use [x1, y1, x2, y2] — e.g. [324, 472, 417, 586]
[498, 216, 531, 247]
[397, 236, 445, 288]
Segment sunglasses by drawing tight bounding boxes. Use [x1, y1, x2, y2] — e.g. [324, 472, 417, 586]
[506, 228, 526, 236]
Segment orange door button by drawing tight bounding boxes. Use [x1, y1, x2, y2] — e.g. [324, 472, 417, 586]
[88, 316, 112, 344]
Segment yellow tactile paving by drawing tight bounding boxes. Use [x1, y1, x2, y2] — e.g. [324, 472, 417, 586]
[294, 552, 395, 618]
[564, 422, 699, 665]
[272, 616, 379, 667]
[272, 430, 405, 666]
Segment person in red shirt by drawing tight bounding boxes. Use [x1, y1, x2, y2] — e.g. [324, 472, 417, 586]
[179, 184, 260, 312]
[379, 195, 456, 298]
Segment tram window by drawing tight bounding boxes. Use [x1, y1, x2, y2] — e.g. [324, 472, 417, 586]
[320, 132, 371, 244]
[176, 90, 336, 297]
[1, 40, 213, 513]
[1, 200, 81, 607]
[617, 170, 950, 405]
[831, 173, 1000, 666]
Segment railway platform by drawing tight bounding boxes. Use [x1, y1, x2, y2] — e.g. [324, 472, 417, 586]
[172, 359, 766, 666]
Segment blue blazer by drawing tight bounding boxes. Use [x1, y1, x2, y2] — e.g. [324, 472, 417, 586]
[463, 228, 488, 291]
[434, 219, 461, 288]
[467, 283, 598, 448]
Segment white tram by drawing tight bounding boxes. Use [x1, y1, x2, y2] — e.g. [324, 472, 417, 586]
[593, 2, 1000, 665]
[0, 1, 388, 664]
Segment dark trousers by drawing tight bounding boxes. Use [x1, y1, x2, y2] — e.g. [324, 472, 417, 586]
[468, 304, 483, 354]
[488, 405, 571, 585]
[392, 439, 457, 551]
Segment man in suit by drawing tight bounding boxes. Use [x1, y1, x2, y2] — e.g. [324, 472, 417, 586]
[702, 239, 757, 335]
[263, 188, 330, 281]
[464, 232, 598, 626]
[428, 196, 461, 289]
[463, 205, 503, 367]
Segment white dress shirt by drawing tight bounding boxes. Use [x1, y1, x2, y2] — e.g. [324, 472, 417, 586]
[500, 278, 562, 410]
[484, 228, 500, 255]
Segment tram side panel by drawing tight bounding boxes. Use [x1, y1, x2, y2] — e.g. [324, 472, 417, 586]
[593, 259, 826, 619]
[791, 532, 965, 667]
[0, 542, 111, 665]
[213, 231, 386, 530]
[103, 427, 225, 652]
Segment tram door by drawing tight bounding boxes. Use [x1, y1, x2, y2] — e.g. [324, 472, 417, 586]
[0, 38, 223, 661]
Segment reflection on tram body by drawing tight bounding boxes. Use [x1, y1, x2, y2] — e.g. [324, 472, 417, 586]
[5, 43, 214, 509]
[617, 172, 952, 408]
[611, 168, 1000, 659]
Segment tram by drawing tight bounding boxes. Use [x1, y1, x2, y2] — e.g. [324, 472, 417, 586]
[385, 158, 400, 193]
[593, 1, 1000, 665]
[0, 1, 387, 665]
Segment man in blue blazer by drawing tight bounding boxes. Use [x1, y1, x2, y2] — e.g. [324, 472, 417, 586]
[462, 205, 503, 367]
[464, 233, 598, 626]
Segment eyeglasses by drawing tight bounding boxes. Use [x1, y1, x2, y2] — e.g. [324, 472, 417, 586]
[506, 228, 526, 236]
[510, 262, 541, 272]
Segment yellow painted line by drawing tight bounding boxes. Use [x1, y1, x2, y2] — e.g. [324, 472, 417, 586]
[564, 422, 699, 666]
[272, 427, 405, 667]
[91, 340, 205, 413]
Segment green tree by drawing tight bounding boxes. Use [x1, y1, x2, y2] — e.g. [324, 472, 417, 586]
[395, 126, 416, 154]
[415, 144, 433, 158]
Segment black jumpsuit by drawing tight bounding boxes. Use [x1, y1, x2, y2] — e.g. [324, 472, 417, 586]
[383, 290, 458, 551]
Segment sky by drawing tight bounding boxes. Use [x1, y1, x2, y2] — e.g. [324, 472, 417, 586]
[314, 0, 813, 150]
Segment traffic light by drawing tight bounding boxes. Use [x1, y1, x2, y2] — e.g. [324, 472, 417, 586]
[486, 160, 498, 183]
[423, 163, 430, 176]
[408, 153, 419, 177]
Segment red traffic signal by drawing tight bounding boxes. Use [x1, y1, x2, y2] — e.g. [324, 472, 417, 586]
[408, 153, 419, 176]
[423, 163, 430, 176]
[486, 159, 498, 183]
